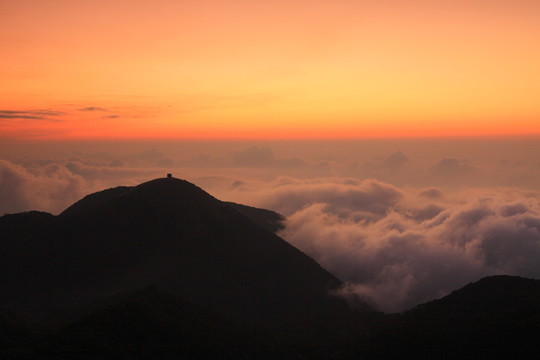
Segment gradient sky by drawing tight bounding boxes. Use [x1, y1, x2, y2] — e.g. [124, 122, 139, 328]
[2, 0, 540, 139]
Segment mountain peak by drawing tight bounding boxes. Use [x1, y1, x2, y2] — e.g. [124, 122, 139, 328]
[60, 177, 218, 218]
[132, 176, 212, 198]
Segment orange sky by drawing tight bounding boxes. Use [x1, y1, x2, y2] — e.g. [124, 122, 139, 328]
[1, 0, 539, 140]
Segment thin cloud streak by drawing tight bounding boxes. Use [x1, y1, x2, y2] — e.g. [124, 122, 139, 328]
[79, 107, 106, 111]
[0, 110, 65, 120]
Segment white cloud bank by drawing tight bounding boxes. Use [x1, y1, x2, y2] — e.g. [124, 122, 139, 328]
[244, 178, 540, 312]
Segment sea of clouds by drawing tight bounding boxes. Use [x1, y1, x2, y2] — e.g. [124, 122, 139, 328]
[2, 140, 540, 312]
[248, 178, 540, 312]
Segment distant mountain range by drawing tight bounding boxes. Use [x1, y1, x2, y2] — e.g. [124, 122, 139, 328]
[1, 177, 539, 359]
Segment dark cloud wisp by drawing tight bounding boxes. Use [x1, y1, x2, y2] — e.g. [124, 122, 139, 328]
[0, 110, 64, 120]
[79, 107, 106, 112]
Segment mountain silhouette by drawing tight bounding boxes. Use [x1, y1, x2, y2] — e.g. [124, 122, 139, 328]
[2, 178, 540, 358]
[0, 177, 349, 327]
[358, 275, 540, 359]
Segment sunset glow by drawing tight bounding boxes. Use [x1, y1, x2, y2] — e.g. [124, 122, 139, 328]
[2, 0, 540, 139]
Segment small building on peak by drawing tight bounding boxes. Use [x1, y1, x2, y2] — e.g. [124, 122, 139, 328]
[167, 173, 172, 179]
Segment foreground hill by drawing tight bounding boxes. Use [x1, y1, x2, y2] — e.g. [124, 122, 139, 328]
[358, 275, 540, 359]
[0, 177, 350, 328]
[4, 275, 539, 359]
[27, 286, 282, 360]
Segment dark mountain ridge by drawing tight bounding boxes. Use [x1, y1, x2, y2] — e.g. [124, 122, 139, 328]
[357, 275, 540, 359]
[225, 202, 285, 234]
[0, 177, 348, 327]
